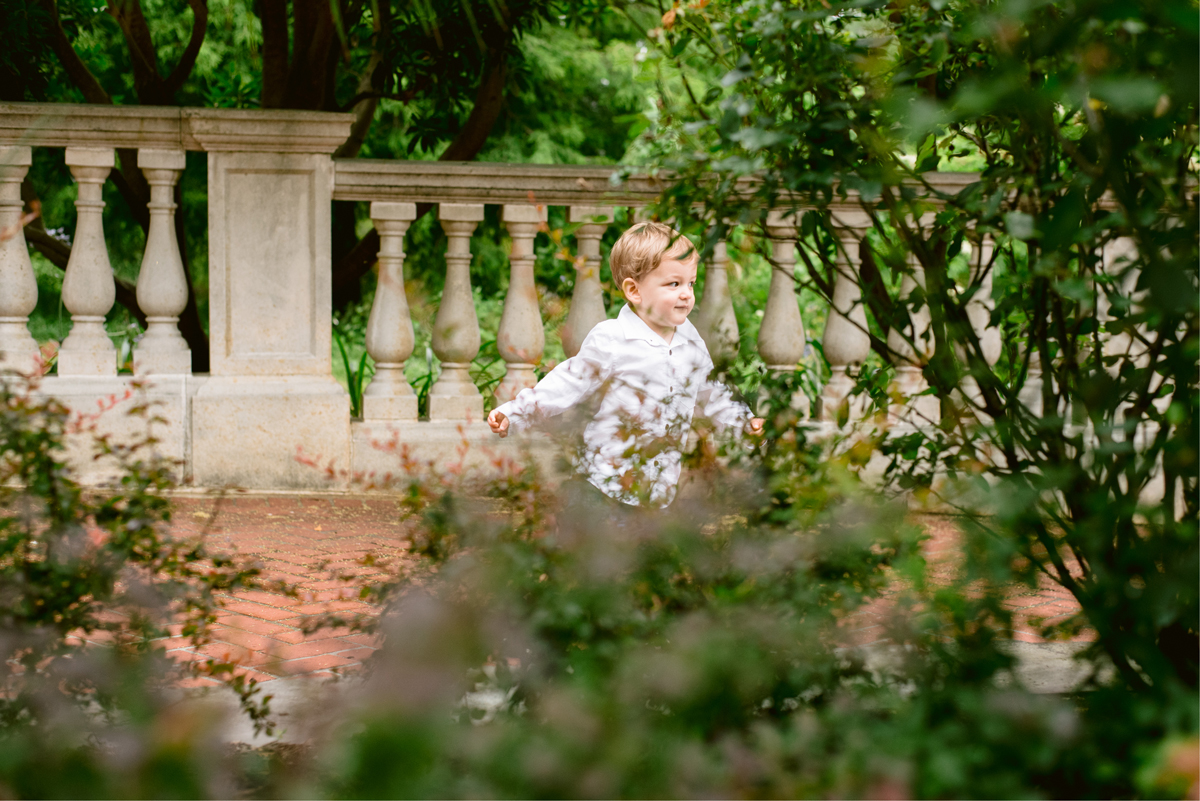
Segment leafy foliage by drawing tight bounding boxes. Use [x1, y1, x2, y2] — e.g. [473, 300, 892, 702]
[628, 0, 1198, 778]
[219, 387, 1191, 798]
[0, 372, 272, 795]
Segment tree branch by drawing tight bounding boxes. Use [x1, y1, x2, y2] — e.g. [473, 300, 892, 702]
[106, 0, 163, 102]
[439, 45, 509, 162]
[163, 0, 209, 99]
[260, 0, 289, 108]
[38, 0, 112, 104]
[331, 228, 381, 311]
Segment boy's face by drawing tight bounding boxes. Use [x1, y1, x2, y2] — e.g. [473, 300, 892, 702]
[622, 251, 698, 339]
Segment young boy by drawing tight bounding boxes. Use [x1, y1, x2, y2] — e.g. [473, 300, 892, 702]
[487, 221, 763, 508]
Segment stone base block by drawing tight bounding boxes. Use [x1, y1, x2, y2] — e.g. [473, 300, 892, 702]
[0, 322, 40, 374]
[427, 392, 484, 423]
[362, 393, 417, 422]
[134, 348, 193, 376]
[351, 421, 558, 484]
[37, 374, 198, 485]
[57, 349, 117, 377]
[192, 377, 350, 489]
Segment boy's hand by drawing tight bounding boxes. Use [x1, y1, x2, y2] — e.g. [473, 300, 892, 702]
[488, 409, 510, 438]
[747, 417, 765, 436]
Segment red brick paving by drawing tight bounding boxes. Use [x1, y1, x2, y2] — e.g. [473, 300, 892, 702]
[68, 495, 1087, 682]
[839, 514, 1091, 647]
[143, 494, 413, 682]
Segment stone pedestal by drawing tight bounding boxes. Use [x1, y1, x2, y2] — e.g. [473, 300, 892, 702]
[193, 377, 349, 488]
[38, 375, 198, 485]
[191, 148, 350, 488]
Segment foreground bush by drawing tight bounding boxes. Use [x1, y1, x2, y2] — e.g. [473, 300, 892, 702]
[0, 371, 1194, 798]
[293, 389, 1196, 799]
[0, 375, 267, 798]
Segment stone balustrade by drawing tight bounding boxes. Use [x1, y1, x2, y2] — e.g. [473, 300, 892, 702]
[0, 102, 1038, 489]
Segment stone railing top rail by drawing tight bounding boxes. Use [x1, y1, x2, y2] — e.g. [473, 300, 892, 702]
[0, 102, 354, 154]
[333, 158, 983, 213]
[0, 102, 986, 215]
[333, 159, 671, 205]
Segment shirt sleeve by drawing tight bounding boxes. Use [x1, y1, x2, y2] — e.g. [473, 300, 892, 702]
[696, 379, 753, 432]
[492, 328, 613, 434]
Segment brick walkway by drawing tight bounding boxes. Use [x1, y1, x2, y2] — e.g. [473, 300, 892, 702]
[160, 495, 411, 686]
[135, 496, 1087, 686]
[839, 515, 1092, 647]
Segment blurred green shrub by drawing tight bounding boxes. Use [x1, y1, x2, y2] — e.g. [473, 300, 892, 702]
[279, 383, 1195, 799]
[0, 373, 269, 797]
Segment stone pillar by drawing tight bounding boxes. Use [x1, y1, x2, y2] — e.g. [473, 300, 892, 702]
[887, 252, 938, 424]
[695, 230, 739, 366]
[495, 204, 547, 404]
[191, 127, 352, 488]
[58, 147, 117, 377]
[820, 213, 872, 422]
[362, 201, 418, 421]
[562, 206, 611, 357]
[0, 146, 39, 372]
[429, 203, 484, 421]
[133, 149, 191, 375]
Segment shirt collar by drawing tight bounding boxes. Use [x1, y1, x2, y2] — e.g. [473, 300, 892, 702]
[617, 304, 705, 346]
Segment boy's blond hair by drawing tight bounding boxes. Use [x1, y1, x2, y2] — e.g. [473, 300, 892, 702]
[608, 221, 697, 289]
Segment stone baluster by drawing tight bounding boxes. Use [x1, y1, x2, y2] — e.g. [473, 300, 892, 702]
[695, 228, 739, 366]
[429, 203, 484, 421]
[1099, 236, 1141, 367]
[562, 206, 611, 357]
[362, 201, 418, 420]
[1019, 351, 1044, 417]
[0, 146, 39, 372]
[133, 149, 190, 375]
[495, 204, 547, 404]
[819, 212, 872, 422]
[967, 235, 1003, 370]
[961, 234, 1003, 418]
[58, 147, 117, 376]
[887, 250, 938, 424]
[758, 211, 808, 414]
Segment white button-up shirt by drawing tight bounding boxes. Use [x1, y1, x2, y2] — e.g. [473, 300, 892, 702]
[494, 305, 751, 506]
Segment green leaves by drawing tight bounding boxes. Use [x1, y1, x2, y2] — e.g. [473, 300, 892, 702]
[1002, 211, 1036, 241]
[1089, 77, 1166, 116]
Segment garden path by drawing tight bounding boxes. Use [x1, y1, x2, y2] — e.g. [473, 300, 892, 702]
[840, 516, 1095, 648]
[137, 495, 1089, 687]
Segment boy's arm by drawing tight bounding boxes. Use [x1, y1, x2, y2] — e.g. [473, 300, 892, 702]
[491, 329, 612, 434]
[696, 379, 756, 432]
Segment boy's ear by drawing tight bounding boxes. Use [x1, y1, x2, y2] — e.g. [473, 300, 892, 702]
[621, 277, 641, 304]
